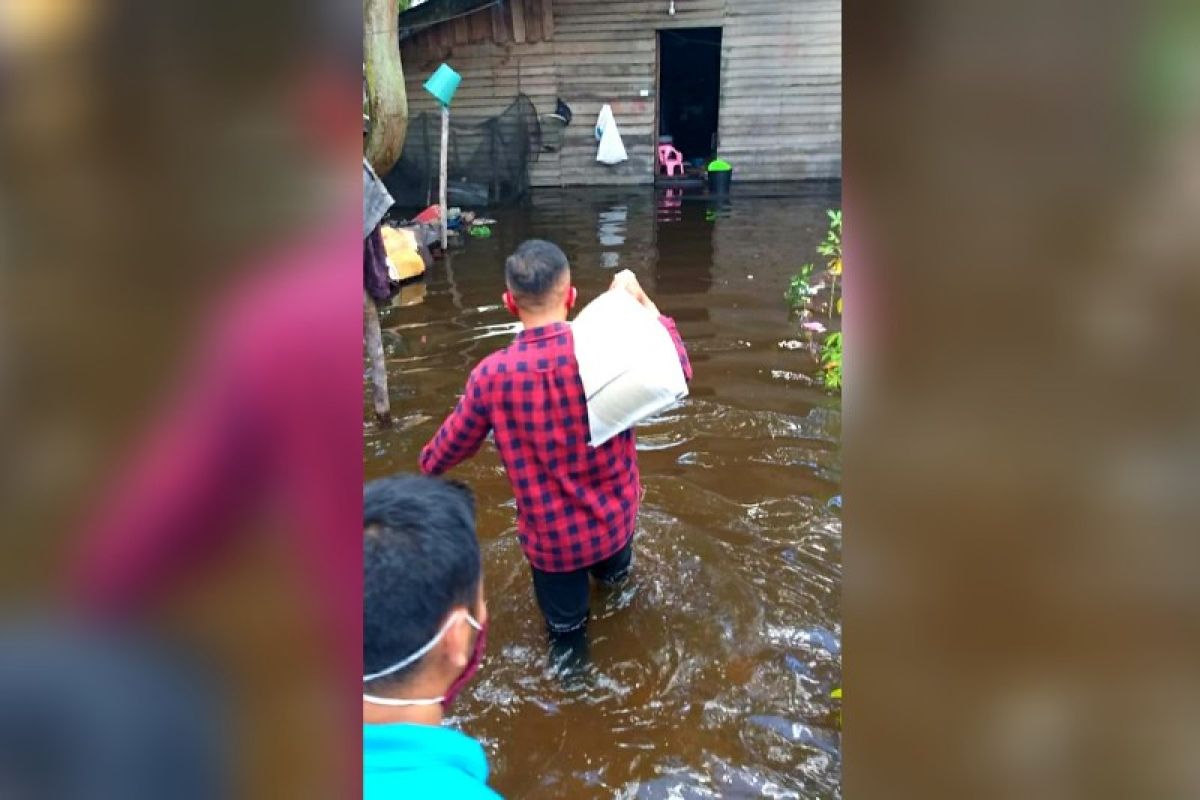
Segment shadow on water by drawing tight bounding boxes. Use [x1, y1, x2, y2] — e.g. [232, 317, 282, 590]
[365, 181, 843, 799]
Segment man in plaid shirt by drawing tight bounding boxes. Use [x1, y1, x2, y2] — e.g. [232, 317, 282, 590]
[420, 240, 692, 645]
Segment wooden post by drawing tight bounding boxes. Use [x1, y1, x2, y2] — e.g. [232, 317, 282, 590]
[439, 105, 450, 250]
[490, 127, 499, 204]
[364, 290, 391, 427]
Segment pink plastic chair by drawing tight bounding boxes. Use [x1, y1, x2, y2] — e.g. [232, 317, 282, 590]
[658, 144, 684, 177]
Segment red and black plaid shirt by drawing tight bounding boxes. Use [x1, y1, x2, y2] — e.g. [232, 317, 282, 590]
[420, 317, 692, 572]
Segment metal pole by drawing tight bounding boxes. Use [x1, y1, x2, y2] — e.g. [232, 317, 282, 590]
[440, 105, 450, 250]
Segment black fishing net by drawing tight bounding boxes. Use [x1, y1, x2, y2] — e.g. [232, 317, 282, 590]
[382, 94, 541, 209]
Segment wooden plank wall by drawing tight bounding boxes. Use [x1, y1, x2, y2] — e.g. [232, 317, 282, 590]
[397, 0, 842, 188]
[399, 0, 561, 187]
[717, 0, 841, 180]
[550, 0, 723, 185]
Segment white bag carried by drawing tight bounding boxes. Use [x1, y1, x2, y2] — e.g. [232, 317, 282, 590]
[571, 284, 688, 447]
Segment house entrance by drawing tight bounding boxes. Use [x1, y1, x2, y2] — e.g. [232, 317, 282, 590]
[657, 27, 722, 175]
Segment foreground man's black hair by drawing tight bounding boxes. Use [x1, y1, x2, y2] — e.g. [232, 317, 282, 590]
[363, 475, 479, 689]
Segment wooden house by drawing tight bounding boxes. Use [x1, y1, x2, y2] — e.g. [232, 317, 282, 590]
[396, 0, 840, 188]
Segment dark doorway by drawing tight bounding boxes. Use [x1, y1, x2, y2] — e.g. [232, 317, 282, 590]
[657, 27, 722, 169]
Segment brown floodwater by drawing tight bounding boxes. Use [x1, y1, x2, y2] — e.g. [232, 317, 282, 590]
[365, 182, 842, 799]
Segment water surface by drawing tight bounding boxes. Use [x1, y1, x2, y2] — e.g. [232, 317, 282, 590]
[365, 183, 842, 798]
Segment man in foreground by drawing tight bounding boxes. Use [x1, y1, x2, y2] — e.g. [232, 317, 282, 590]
[420, 240, 692, 653]
[362, 474, 499, 799]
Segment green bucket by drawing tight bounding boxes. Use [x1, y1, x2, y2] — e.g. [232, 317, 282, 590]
[423, 63, 461, 107]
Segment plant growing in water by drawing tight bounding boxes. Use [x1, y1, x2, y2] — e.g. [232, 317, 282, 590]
[785, 209, 843, 391]
[820, 332, 842, 391]
[818, 210, 842, 315]
[786, 263, 817, 308]
[786, 209, 842, 317]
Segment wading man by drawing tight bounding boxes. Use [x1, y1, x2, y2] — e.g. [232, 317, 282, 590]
[420, 240, 692, 659]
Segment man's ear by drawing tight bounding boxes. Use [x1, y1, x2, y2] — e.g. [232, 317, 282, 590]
[441, 609, 472, 669]
[503, 291, 520, 317]
[474, 583, 488, 628]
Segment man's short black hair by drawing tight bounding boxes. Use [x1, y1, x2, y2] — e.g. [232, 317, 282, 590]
[363, 474, 480, 690]
[504, 239, 570, 301]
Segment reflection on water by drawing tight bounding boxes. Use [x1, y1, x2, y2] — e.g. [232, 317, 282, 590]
[657, 188, 682, 223]
[366, 182, 842, 798]
[391, 280, 427, 307]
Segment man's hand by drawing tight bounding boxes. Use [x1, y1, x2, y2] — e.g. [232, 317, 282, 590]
[610, 269, 660, 316]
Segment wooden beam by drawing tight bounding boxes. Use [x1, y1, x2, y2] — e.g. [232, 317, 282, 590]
[540, 0, 555, 40]
[491, 1, 509, 43]
[469, 9, 490, 42]
[523, 0, 542, 42]
[510, 0, 526, 44]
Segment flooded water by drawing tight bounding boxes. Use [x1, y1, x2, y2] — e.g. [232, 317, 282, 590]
[365, 182, 842, 798]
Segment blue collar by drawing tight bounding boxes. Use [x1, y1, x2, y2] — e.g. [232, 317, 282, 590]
[364, 722, 489, 782]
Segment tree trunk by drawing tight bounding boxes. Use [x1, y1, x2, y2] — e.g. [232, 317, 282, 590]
[364, 0, 407, 426]
[364, 0, 409, 175]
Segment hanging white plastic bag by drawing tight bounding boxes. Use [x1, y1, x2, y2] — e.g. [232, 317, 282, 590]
[594, 104, 612, 141]
[594, 103, 628, 165]
[571, 285, 688, 446]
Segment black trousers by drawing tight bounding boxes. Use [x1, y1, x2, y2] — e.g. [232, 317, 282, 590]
[529, 539, 634, 634]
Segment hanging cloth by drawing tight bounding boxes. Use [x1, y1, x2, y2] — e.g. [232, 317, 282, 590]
[555, 97, 574, 125]
[595, 104, 628, 165]
[363, 158, 394, 240]
[363, 225, 392, 301]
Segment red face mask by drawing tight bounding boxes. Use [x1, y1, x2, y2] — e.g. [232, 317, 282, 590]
[441, 615, 488, 710]
[362, 611, 488, 709]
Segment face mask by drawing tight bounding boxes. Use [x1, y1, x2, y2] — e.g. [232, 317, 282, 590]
[363, 611, 487, 710]
[440, 616, 487, 709]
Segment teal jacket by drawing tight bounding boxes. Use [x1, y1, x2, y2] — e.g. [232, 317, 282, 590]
[364, 722, 502, 799]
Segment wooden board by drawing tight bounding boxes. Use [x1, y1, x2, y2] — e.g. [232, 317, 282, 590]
[540, 0, 555, 40]
[510, 0, 526, 43]
[524, 0, 543, 42]
[469, 9, 490, 43]
[491, 2, 509, 43]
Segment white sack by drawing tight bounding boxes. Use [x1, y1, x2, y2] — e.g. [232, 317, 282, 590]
[594, 103, 628, 165]
[571, 287, 688, 447]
